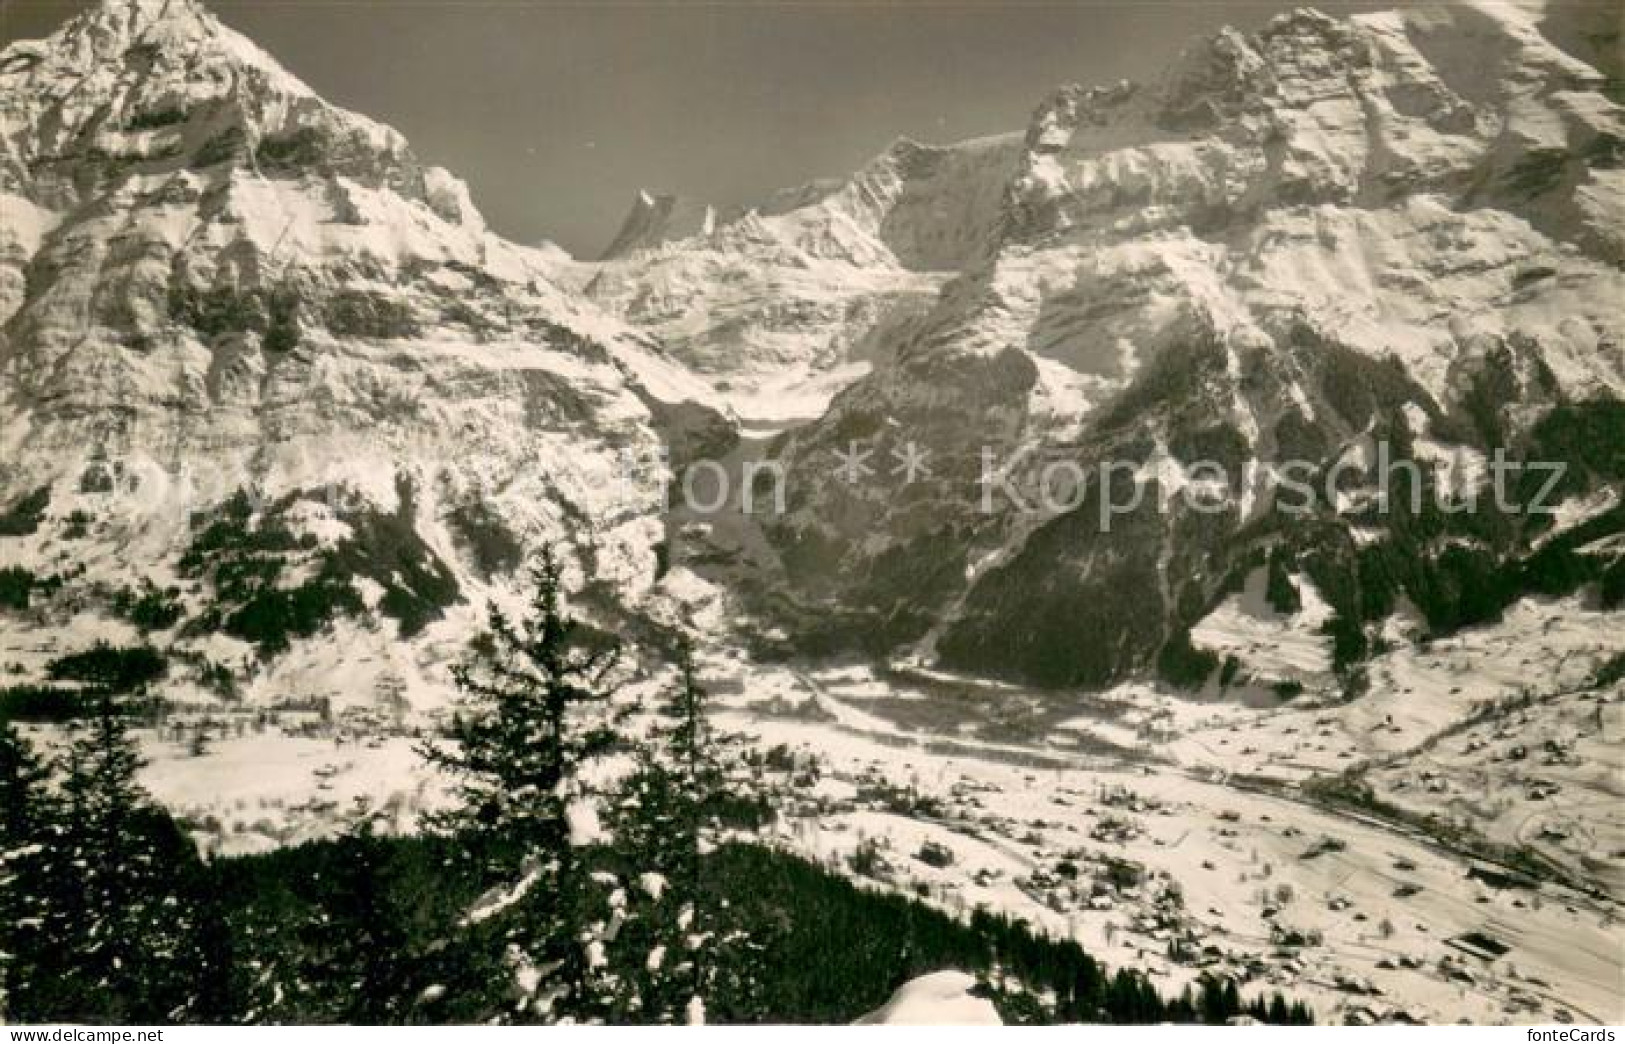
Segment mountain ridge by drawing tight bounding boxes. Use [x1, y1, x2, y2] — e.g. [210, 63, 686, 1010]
[720, 0, 1625, 690]
[0, 0, 1619, 708]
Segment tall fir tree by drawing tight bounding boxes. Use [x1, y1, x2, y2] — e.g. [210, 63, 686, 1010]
[612, 639, 760, 1024]
[17, 693, 226, 1023]
[0, 724, 51, 1021]
[0, 723, 48, 842]
[418, 547, 625, 1022]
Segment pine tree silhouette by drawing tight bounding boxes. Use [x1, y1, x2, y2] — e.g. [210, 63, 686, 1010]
[19, 693, 225, 1023]
[612, 638, 757, 1024]
[0, 724, 51, 1020]
[418, 546, 625, 1022]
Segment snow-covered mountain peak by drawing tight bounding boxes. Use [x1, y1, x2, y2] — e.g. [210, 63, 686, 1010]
[4, 0, 310, 115]
[0, 0, 699, 717]
[50, 0, 223, 58]
[581, 129, 1024, 427]
[599, 131, 1021, 271]
[0, 0, 481, 230]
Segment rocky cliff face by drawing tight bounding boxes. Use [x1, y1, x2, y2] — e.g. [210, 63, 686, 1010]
[600, 191, 720, 261]
[0, 0, 700, 710]
[752, 1, 1625, 688]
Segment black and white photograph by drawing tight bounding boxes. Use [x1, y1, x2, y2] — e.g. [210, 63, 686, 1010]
[0, 0, 1621, 1029]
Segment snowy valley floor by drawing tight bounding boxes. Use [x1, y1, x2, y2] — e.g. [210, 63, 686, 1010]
[10, 593, 1620, 1025]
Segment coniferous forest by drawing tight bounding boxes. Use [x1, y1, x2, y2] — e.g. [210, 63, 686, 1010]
[0, 550, 1313, 1026]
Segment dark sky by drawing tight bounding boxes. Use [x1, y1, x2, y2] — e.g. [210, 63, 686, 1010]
[2, 0, 1395, 257]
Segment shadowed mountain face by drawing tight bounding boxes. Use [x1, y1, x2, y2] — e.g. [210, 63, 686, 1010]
[735, 2, 1625, 688]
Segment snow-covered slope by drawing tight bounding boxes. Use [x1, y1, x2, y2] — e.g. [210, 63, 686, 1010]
[581, 136, 1022, 428]
[854, 970, 1001, 1026]
[0, 0, 700, 712]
